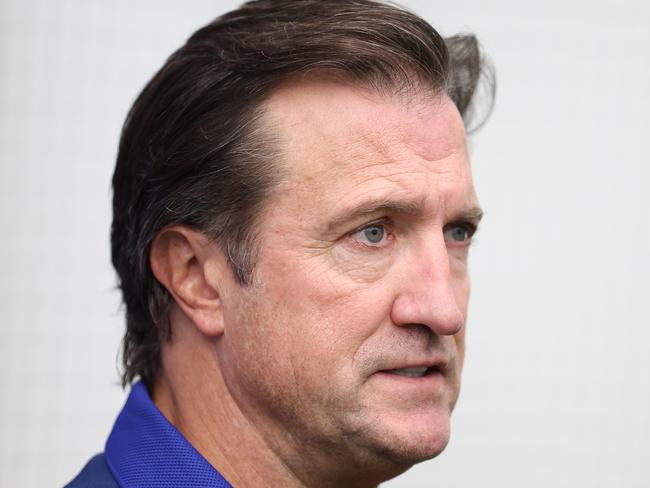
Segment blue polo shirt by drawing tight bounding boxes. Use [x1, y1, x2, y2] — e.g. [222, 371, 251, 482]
[65, 382, 233, 487]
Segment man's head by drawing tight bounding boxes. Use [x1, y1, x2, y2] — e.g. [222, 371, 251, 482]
[111, 0, 492, 485]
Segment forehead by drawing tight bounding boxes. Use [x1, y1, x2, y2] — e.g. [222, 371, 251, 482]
[261, 79, 475, 219]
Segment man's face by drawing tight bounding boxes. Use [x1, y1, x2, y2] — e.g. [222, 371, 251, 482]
[214, 80, 480, 478]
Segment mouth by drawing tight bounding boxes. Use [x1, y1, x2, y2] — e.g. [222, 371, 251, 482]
[382, 365, 443, 379]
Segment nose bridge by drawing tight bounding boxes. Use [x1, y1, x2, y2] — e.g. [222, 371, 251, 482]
[390, 232, 465, 335]
[422, 232, 452, 282]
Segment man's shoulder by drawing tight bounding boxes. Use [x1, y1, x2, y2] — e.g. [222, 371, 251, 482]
[65, 453, 119, 488]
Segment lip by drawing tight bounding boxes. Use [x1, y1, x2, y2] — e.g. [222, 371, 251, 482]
[368, 357, 451, 388]
[370, 367, 447, 398]
[375, 368, 443, 380]
[364, 354, 457, 405]
[377, 357, 450, 377]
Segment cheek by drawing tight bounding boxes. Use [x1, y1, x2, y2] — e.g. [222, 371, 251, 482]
[328, 245, 396, 284]
[454, 328, 466, 366]
[450, 259, 471, 311]
[261, 246, 393, 325]
[255, 260, 396, 375]
[219, 291, 327, 420]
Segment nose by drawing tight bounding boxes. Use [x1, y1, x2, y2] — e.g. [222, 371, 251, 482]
[390, 236, 466, 336]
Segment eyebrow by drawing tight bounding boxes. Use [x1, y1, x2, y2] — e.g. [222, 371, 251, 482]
[449, 207, 484, 224]
[326, 197, 483, 233]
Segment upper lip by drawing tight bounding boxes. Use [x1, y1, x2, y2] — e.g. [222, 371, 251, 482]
[379, 356, 450, 375]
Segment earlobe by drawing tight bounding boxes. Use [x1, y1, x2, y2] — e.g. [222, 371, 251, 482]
[149, 227, 226, 337]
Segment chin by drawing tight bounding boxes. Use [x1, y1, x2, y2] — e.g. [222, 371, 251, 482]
[359, 408, 453, 469]
[390, 422, 450, 464]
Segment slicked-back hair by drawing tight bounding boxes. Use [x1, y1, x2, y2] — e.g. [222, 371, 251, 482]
[111, 0, 495, 388]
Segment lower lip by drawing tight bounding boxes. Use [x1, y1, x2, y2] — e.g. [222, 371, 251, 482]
[373, 369, 446, 387]
[370, 370, 451, 411]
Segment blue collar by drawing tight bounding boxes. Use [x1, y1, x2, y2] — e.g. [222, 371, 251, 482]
[105, 382, 233, 488]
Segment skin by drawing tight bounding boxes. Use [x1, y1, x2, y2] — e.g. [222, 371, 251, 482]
[150, 79, 482, 488]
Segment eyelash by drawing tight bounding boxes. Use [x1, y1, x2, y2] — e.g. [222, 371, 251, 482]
[349, 219, 394, 250]
[348, 219, 478, 249]
[443, 221, 478, 246]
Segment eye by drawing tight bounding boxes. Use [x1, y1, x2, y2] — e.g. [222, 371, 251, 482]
[443, 223, 476, 245]
[352, 223, 390, 247]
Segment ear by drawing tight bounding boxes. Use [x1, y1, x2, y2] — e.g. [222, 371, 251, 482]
[149, 226, 228, 337]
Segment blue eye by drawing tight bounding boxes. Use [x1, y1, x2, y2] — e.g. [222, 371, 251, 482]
[362, 225, 385, 244]
[443, 224, 474, 244]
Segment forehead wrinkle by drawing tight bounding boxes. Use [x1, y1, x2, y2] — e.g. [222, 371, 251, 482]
[339, 118, 468, 187]
[344, 165, 428, 196]
[320, 147, 475, 230]
[335, 137, 462, 190]
[340, 146, 470, 202]
[262, 82, 475, 230]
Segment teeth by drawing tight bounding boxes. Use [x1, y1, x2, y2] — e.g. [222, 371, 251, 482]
[387, 367, 429, 378]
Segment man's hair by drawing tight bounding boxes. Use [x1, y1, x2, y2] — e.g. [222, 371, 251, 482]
[111, 0, 495, 388]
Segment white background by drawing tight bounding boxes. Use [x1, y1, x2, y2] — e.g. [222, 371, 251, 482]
[1, 1, 649, 486]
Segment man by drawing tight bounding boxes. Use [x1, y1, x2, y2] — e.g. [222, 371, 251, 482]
[67, 0, 493, 486]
